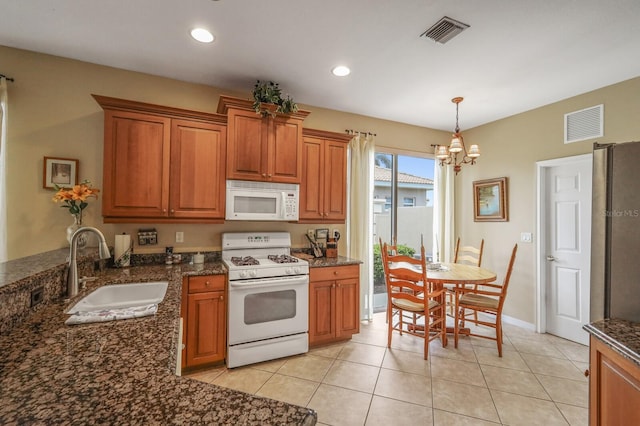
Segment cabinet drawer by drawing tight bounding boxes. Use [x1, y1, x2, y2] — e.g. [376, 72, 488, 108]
[188, 275, 225, 294]
[310, 264, 359, 282]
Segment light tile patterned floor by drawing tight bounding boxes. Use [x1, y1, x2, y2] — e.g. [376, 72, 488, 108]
[187, 313, 589, 425]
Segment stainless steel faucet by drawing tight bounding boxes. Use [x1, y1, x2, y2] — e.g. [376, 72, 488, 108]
[67, 226, 111, 297]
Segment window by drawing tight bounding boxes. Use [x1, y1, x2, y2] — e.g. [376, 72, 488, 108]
[403, 197, 416, 207]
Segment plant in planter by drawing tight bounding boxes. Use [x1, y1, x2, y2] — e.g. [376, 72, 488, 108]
[251, 80, 298, 117]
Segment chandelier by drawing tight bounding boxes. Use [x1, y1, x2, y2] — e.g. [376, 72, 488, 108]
[435, 97, 480, 174]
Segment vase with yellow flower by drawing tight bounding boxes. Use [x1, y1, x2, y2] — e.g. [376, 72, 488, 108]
[52, 180, 100, 248]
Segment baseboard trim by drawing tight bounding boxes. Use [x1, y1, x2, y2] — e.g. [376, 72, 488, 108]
[501, 314, 535, 331]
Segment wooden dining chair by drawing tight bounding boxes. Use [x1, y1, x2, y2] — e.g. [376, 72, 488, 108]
[454, 237, 485, 266]
[454, 244, 518, 357]
[379, 237, 398, 324]
[445, 238, 485, 316]
[381, 242, 447, 359]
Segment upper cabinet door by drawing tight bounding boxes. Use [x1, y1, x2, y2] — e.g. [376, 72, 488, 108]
[102, 110, 171, 218]
[300, 136, 325, 220]
[269, 116, 304, 184]
[169, 120, 227, 219]
[323, 140, 348, 221]
[299, 130, 351, 223]
[226, 109, 267, 181]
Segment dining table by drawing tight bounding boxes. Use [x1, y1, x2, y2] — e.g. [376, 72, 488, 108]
[425, 262, 497, 336]
[387, 260, 497, 335]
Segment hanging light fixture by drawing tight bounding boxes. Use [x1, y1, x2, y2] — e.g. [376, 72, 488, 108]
[436, 97, 480, 174]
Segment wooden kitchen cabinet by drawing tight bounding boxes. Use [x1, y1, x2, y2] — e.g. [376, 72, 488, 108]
[589, 335, 640, 425]
[218, 96, 310, 184]
[300, 129, 352, 223]
[309, 264, 360, 346]
[169, 119, 226, 219]
[182, 275, 227, 368]
[94, 94, 227, 223]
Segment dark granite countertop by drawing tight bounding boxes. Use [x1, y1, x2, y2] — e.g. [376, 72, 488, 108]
[297, 255, 362, 268]
[0, 262, 316, 425]
[584, 319, 640, 367]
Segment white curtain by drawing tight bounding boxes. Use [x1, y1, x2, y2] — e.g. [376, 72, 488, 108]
[433, 163, 455, 263]
[0, 77, 8, 262]
[348, 133, 375, 321]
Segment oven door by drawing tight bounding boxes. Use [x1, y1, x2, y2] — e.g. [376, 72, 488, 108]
[228, 275, 309, 345]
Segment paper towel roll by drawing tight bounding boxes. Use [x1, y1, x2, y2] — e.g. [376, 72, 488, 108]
[114, 234, 131, 267]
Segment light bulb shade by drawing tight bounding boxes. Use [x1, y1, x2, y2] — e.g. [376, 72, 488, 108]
[449, 134, 463, 153]
[468, 144, 480, 158]
[436, 145, 449, 159]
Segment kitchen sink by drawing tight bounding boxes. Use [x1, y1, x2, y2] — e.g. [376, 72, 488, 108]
[66, 281, 169, 314]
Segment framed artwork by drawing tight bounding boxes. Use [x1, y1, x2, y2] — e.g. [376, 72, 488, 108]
[473, 177, 508, 222]
[43, 156, 79, 189]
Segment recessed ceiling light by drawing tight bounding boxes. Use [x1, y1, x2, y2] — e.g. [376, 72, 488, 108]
[191, 28, 214, 43]
[332, 65, 351, 77]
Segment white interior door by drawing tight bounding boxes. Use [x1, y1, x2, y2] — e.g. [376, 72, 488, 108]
[542, 156, 591, 345]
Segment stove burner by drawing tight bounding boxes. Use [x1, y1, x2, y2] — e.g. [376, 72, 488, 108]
[267, 254, 299, 264]
[230, 256, 259, 266]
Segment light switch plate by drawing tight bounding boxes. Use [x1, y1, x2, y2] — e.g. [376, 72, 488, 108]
[520, 232, 532, 243]
[175, 231, 184, 243]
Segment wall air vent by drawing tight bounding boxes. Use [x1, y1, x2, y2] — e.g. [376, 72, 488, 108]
[420, 16, 470, 44]
[564, 104, 603, 144]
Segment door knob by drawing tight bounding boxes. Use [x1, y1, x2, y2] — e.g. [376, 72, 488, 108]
[546, 255, 556, 262]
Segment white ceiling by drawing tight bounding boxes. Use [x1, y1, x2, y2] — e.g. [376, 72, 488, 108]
[2, 0, 640, 131]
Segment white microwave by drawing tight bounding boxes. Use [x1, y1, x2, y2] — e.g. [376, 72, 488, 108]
[225, 180, 299, 221]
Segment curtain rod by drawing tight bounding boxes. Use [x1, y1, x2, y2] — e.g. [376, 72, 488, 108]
[0, 73, 14, 82]
[345, 129, 377, 136]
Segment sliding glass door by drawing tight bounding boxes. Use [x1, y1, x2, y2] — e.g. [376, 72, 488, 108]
[372, 152, 435, 312]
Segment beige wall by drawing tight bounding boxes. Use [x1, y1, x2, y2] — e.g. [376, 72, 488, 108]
[456, 77, 640, 324]
[2, 45, 446, 260]
[7, 45, 638, 327]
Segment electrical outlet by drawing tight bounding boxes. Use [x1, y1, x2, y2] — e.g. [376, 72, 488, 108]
[176, 231, 184, 243]
[30, 287, 44, 307]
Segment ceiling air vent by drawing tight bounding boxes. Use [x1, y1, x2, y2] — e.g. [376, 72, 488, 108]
[564, 104, 603, 144]
[421, 16, 470, 44]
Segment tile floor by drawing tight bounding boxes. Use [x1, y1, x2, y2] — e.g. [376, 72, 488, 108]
[187, 313, 589, 425]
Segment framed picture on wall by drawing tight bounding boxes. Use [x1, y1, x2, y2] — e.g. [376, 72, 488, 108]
[473, 177, 508, 222]
[43, 156, 79, 189]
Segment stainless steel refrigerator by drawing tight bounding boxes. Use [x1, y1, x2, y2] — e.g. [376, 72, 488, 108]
[591, 141, 640, 323]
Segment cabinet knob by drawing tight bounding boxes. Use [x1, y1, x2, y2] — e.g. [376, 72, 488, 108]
[163, 209, 167, 213]
[170, 209, 175, 214]
[268, 174, 272, 178]
[205, 281, 211, 287]
[332, 283, 336, 288]
[262, 173, 267, 178]
[220, 295, 224, 301]
[334, 271, 339, 275]
[584, 369, 589, 377]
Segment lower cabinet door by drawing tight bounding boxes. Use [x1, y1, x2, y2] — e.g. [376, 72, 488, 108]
[590, 336, 640, 426]
[186, 291, 226, 366]
[309, 280, 335, 346]
[336, 278, 360, 338]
